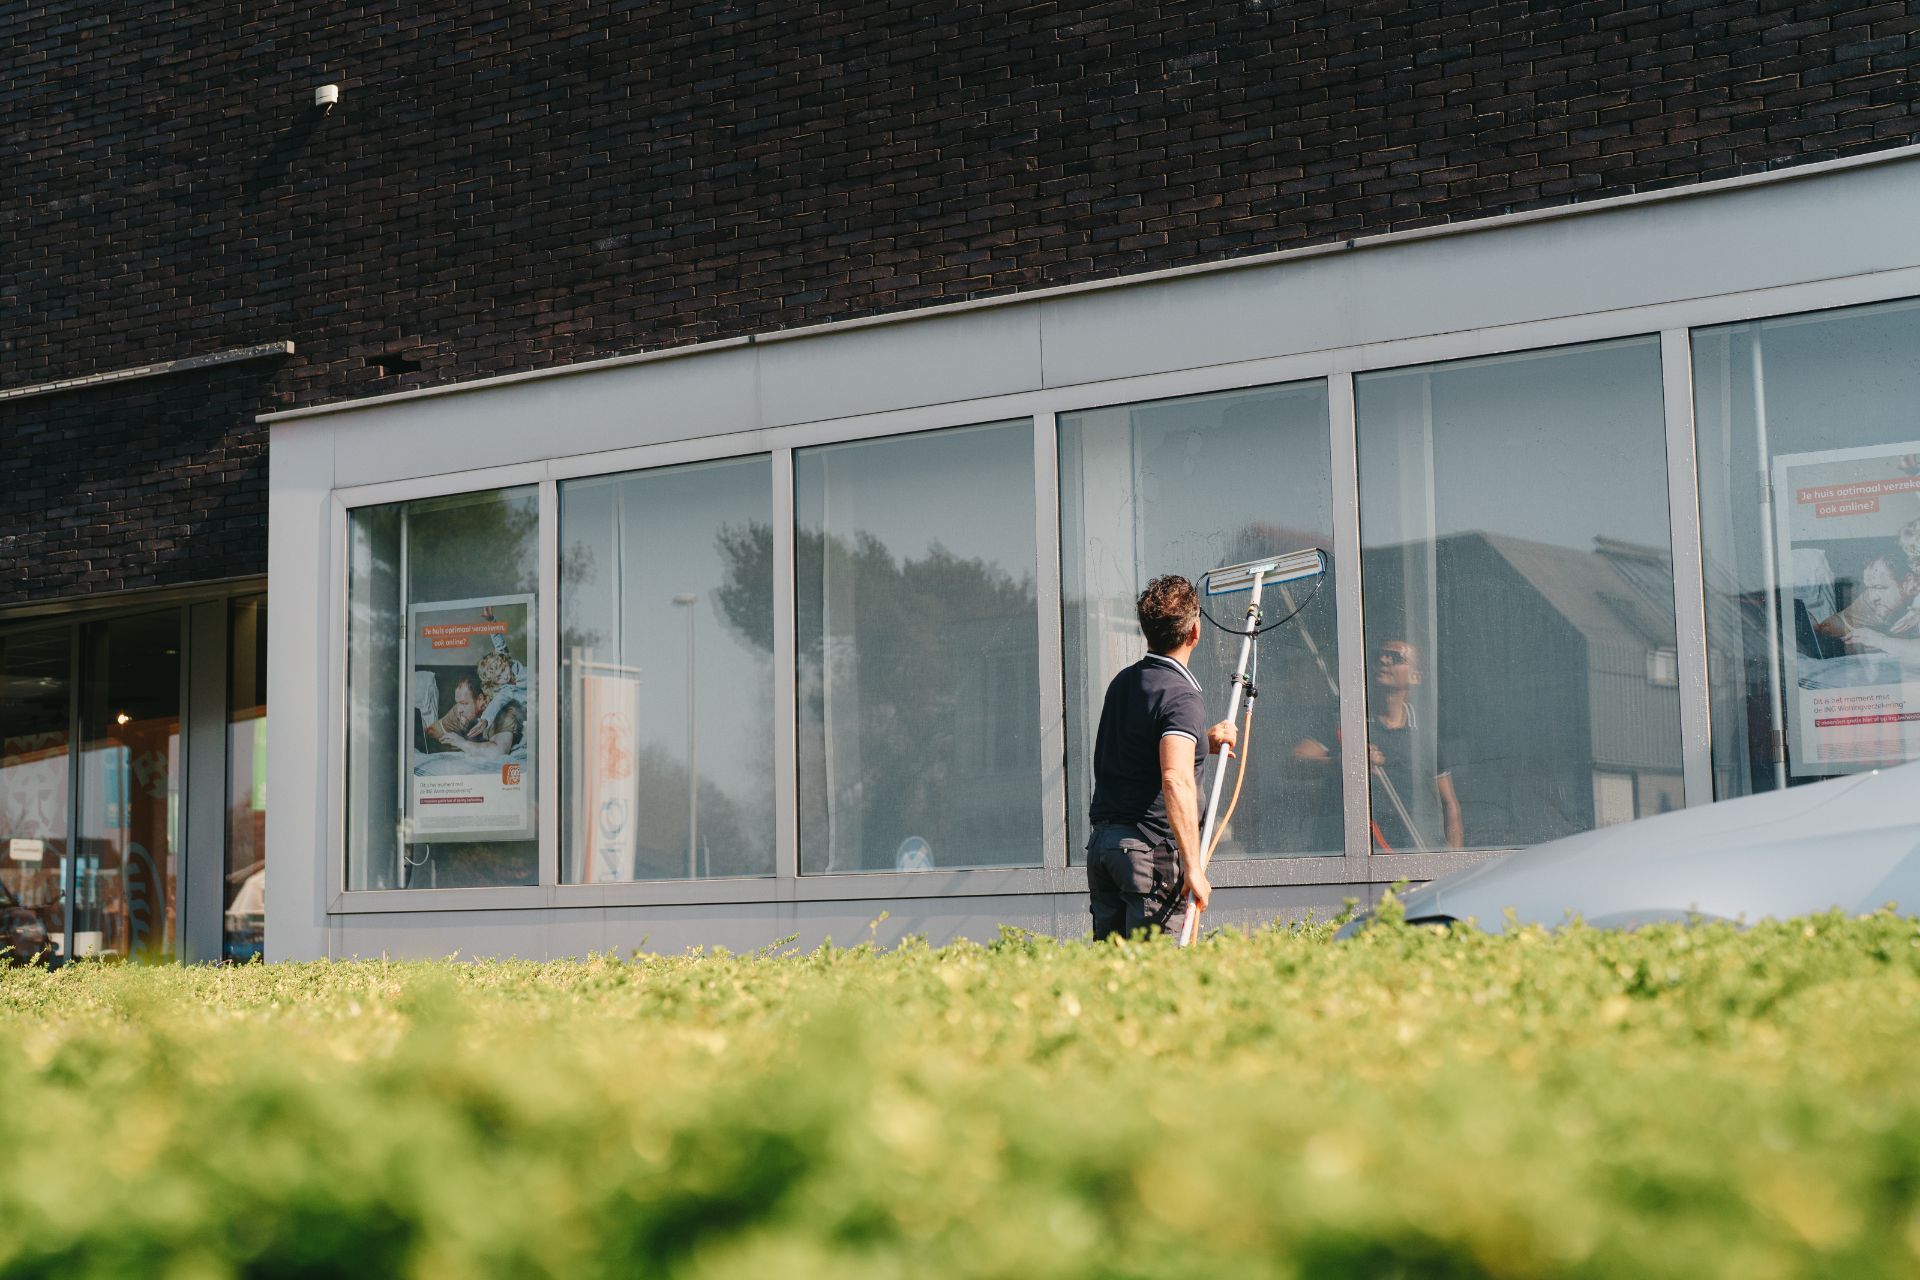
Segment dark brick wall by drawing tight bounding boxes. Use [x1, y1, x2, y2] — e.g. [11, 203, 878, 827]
[3, 1, 1917, 600]
[0, 362, 278, 601]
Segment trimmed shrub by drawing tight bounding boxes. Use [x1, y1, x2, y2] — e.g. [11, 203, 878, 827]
[4, 912, 1920, 1277]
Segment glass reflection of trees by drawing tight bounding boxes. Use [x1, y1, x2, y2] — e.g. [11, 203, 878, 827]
[716, 519, 1041, 874]
[557, 461, 775, 882]
[347, 489, 540, 891]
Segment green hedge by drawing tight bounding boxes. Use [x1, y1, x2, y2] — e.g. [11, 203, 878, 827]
[5, 910, 1920, 1277]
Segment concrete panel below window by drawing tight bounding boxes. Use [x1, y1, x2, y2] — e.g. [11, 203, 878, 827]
[318, 884, 1364, 961]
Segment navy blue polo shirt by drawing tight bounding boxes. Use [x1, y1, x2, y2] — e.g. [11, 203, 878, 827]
[1088, 652, 1208, 845]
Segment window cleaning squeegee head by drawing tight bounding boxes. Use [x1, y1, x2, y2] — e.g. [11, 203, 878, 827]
[1201, 547, 1327, 596]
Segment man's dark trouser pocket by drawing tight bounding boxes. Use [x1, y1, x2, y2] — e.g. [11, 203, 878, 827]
[1086, 825, 1187, 941]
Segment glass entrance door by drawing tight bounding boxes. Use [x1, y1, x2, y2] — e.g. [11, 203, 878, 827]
[225, 597, 267, 960]
[0, 630, 70, 963]
[75, 612, 181, 959]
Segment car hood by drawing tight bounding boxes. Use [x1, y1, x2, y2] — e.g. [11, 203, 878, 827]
[1393, 763, 1920, 933]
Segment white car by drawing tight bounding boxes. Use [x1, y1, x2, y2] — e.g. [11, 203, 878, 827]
[1336, 762, 1920, 936]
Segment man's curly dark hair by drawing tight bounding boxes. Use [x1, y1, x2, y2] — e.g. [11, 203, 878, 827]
[1137, 575, 1199, 653]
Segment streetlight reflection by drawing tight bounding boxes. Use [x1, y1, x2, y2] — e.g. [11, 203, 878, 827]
[671, 593, 699, 877]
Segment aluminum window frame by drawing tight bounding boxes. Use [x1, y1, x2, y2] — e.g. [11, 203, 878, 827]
[1345, 331, 1682, 868]
[1684, 292, 1920, 800]
[552, 452, 783, 891]
[1052, 377, 1350, 870]
[328, 464, 549, 910]
[790, 415, 1050, 881]
[321, 263, 1920, 913]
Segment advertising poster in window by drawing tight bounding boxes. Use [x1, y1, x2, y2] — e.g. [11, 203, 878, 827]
[1773, 443, 1920, 777]
[406, 595, 535, 841]
[576, 664, 641, 882]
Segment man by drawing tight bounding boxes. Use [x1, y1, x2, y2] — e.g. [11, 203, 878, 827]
[1291, 637, 1465, 851]
[1361, 638, 1464, 851]
[1086, 575, 1238, 941]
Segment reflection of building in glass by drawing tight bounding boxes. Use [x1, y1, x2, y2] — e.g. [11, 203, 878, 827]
[224, 603, 268, 963]
[0, 723, 67, 961]
[1366, 534, 1686, 848]
[808, 571, 1042, 873]
[795, 423, 1043, 876]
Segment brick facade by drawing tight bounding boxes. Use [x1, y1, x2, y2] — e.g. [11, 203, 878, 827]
[0, 361, 278, 599]
[4, 1, 1917, 601]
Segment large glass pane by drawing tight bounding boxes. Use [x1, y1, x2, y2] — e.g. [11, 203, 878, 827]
[796, 422, 1041, 874]
[1356, 338, 1680, 852]
[226, 596, 267, 960]
[0, 630, 69, 964]
[1059, 382, 1342, 862]
[1695, 298, 1920, 796]
[347, 487, 540, 890]
[560, 456, 775, 881]
[76, 612, 181, 958]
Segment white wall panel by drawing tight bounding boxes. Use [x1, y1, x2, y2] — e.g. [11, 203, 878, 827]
[330, 345, 760, 487]
[755, 304, 1044, 428]
[322, 886, 1359, 959]
[1036, 254, 1360, 389]
[328, 897, 1056, 959]
[264, 424, 334, 962]
[336, 908, 576, 961]
[1038, 160, 1920, 389]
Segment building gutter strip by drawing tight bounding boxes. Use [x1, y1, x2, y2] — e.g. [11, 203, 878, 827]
[0, 342, 295, 405]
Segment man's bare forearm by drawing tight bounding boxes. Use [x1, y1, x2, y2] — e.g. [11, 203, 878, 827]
[1162, 766, 1203, 880]
[1438, 774, 1465, 850]
[1157, 734, 1211, 912]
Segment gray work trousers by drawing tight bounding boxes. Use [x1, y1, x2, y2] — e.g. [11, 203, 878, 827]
[1085, 823, 1188, 942]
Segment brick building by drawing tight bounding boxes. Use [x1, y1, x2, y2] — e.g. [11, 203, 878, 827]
[4, 3, 1918, 960]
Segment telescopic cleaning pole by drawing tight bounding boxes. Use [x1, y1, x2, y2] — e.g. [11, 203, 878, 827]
[1177, 548, 1327, 947]
[1178, 571, 1263, 946]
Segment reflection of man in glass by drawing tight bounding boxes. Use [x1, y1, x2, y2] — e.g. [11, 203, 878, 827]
[1292, 639, 1464, 851]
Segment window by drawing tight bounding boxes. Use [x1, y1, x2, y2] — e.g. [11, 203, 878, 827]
[347, 487, 540, 890]
[226, 597, 267, 960]
[795, 422, 1042, 874]
[77, 613, 181, 957]
[1356, 338, 1679, 851]
[1058, 382, 1343, 861]
[559, 457, 775, 882]
[0, 630, 69, 963]
[1694, 298, 1920, 797]
[1646, 646, 1679, 688]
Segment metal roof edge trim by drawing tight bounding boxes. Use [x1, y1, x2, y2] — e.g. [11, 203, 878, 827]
[2, 342, 295, 404]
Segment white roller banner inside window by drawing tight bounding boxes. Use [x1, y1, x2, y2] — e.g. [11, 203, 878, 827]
[578, 664, 641, 882]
